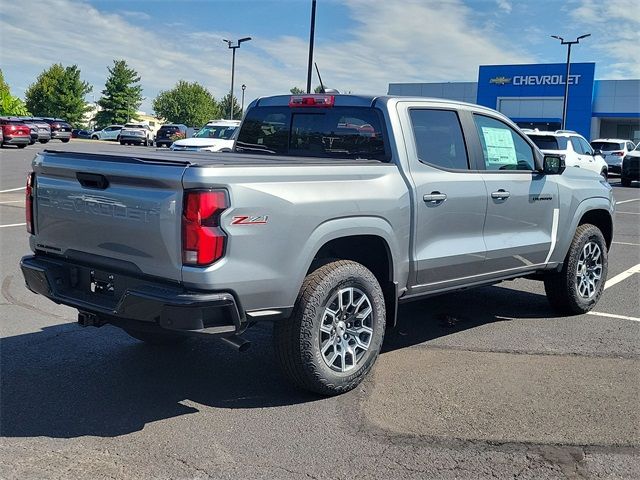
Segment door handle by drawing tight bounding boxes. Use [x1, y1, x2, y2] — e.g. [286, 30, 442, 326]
[423, 192, 447, 203]
[491, 189, 510, 200]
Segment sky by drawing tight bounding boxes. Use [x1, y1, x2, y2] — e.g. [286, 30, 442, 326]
[1, 0, 639, 114]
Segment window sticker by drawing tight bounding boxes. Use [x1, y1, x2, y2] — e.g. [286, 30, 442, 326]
[481, 126, 517, 165]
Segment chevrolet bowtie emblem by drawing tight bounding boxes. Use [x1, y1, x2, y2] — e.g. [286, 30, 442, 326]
[489, 76, 512, 85]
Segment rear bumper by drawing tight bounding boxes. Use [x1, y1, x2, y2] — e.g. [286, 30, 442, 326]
[120, 135, 146, 143]
[37, 131, 52, 141]
[20, 255, 246, 336]
[2, 136, 30, 145]
[51, 131, 71, 140]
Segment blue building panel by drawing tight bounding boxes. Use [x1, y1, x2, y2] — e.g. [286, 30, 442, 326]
[477, 63, 595, 138]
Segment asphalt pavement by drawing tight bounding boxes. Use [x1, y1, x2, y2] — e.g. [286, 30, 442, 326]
[1, 140, 639, 479]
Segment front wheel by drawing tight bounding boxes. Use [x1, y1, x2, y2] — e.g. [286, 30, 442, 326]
[544, 224, 608, 315]
[273, 260, 386, 395]
[600, 169, 608, 180]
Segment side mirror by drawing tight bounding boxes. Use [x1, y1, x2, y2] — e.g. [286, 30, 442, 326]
[593, 149, 602, 156]
[543, 155, 565, 175]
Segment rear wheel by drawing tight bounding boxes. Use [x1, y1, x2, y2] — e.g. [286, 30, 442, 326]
[621, 176, 631, 187]
[61, 138, 70, 143]
[273, 260, 386, 395]
[39, 139, 49, 144]
[17, 144, 27, 149]
[544, 224, 608, 315]
[91, 135, 99, 140]
[123, 328, 188, 345]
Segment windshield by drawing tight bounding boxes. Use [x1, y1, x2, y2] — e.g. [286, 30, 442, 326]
[591, 141, 624, 151]
[194, 125, 237, 139]
[528, 135, 568, 151]
[235, 106, 389, 161]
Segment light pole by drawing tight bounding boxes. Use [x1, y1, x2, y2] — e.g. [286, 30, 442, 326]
[306, 0, 317, 93]
[241, 84, 246, 116]
[551, 33, 590, 130]
[223, 37, 252, 120]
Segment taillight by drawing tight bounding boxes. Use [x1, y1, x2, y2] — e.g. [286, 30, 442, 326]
[612, 151, 624, 156]
[26, 173, 35, 234]
[182, 190, 228, 265]
[289, 95, 335, 108]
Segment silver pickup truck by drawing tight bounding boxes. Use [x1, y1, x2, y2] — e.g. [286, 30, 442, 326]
[21, 94, 615, 395]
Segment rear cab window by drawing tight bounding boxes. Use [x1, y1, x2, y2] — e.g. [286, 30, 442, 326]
[235, 106, 390, 161]
[591, 141, 624, 151]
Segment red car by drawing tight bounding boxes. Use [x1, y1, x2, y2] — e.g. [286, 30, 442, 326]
[0, 117, 31, 148]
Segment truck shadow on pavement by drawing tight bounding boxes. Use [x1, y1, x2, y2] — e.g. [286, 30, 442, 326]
[1, 284, 555, 439]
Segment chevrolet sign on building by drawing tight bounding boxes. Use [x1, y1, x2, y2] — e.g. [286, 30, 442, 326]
[388, 62, 640, 142]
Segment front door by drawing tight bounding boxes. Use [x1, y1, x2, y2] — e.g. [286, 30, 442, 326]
[398, 104, 488, 292]
[471, 113, 559, 273]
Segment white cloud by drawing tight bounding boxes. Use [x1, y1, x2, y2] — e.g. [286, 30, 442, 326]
[1, 0, 534, 113]
[496, 0, 512, 14]
[121, 10, 151, 21]
[569, 0, 640, 78]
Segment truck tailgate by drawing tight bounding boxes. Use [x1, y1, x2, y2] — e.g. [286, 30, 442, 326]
[32, 151, 189, 282]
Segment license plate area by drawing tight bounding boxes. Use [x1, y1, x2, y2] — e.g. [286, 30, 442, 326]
[90, 269, 115, 296]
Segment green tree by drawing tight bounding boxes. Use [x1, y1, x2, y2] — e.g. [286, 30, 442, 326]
[25, 64, 91, 124]
[0, 69, 30, 116]
[219, 93, 242, 120]
[153, 81, 220, 126]
[290, 85, 325, 94]
[95, 60, 143, 125]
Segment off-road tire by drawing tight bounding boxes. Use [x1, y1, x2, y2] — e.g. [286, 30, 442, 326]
[123, 328, 187, 346]
[273, 260, 386, 396]
[544, 223, 608, 315]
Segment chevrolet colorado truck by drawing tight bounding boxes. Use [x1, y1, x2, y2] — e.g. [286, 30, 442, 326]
[20, 94, 614, 395]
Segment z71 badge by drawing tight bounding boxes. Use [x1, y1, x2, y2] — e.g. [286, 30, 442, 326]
[231, 215, 269, 225]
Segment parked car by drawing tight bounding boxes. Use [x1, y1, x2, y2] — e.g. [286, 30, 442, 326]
[91, 125, 124, 141]
[155, 124, 189, 147]
[590, 138, 636, 174]
[621, 143, 640, 187]
[21, 117, 51, 143]
[72, 129, 92, 139]
[41, 118, 72, 142]
[119, 123, 154, 146]
[21, 94, 614, 395]
[17, 118, 39, 144]
[0, 117, 31, 148]
[170, 120, 240, 152]
[526, 130, 608, 178]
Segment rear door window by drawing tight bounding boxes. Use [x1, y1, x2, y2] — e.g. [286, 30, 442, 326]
[409, 109, 469, 170]
[528, 135, 568, 151]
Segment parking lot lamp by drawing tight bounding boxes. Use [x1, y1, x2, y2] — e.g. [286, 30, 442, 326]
[223, 37, 252, 120]
[551, 33, 590, 130]
[241, 84, 246, 116]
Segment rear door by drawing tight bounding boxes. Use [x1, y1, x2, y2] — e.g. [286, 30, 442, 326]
[570, 136, 598, 173]
[397, 103, 488, 292]
[470, 113, 559, 272]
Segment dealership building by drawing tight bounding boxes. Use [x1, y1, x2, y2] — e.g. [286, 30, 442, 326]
[388, 63, 640, 142]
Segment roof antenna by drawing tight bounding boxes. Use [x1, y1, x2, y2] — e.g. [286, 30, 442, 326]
[314, 62, 325, 93]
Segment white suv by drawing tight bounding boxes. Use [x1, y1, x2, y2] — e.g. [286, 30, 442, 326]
[525, 130, 609, 178]
[170, 120, 240, 152]
[91, 125, 124, 141]
[590, 138, 636, 175]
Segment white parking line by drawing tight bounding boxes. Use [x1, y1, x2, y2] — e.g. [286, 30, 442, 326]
[604, 263, 640, 290]
[0, 200, 23, 204]
[587, 311, 640, 322]
[616, 211, 640, 215]
[0, 187, 25, 193]
[616, 198, 640, 205]
[0, 223, 26, 228]
[613, 241, 640, 246]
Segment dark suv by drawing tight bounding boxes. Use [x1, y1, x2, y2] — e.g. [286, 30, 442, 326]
[42, 118, 72, 142]
[20, 117, 52, 144]
[155, 124, 188, 147]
